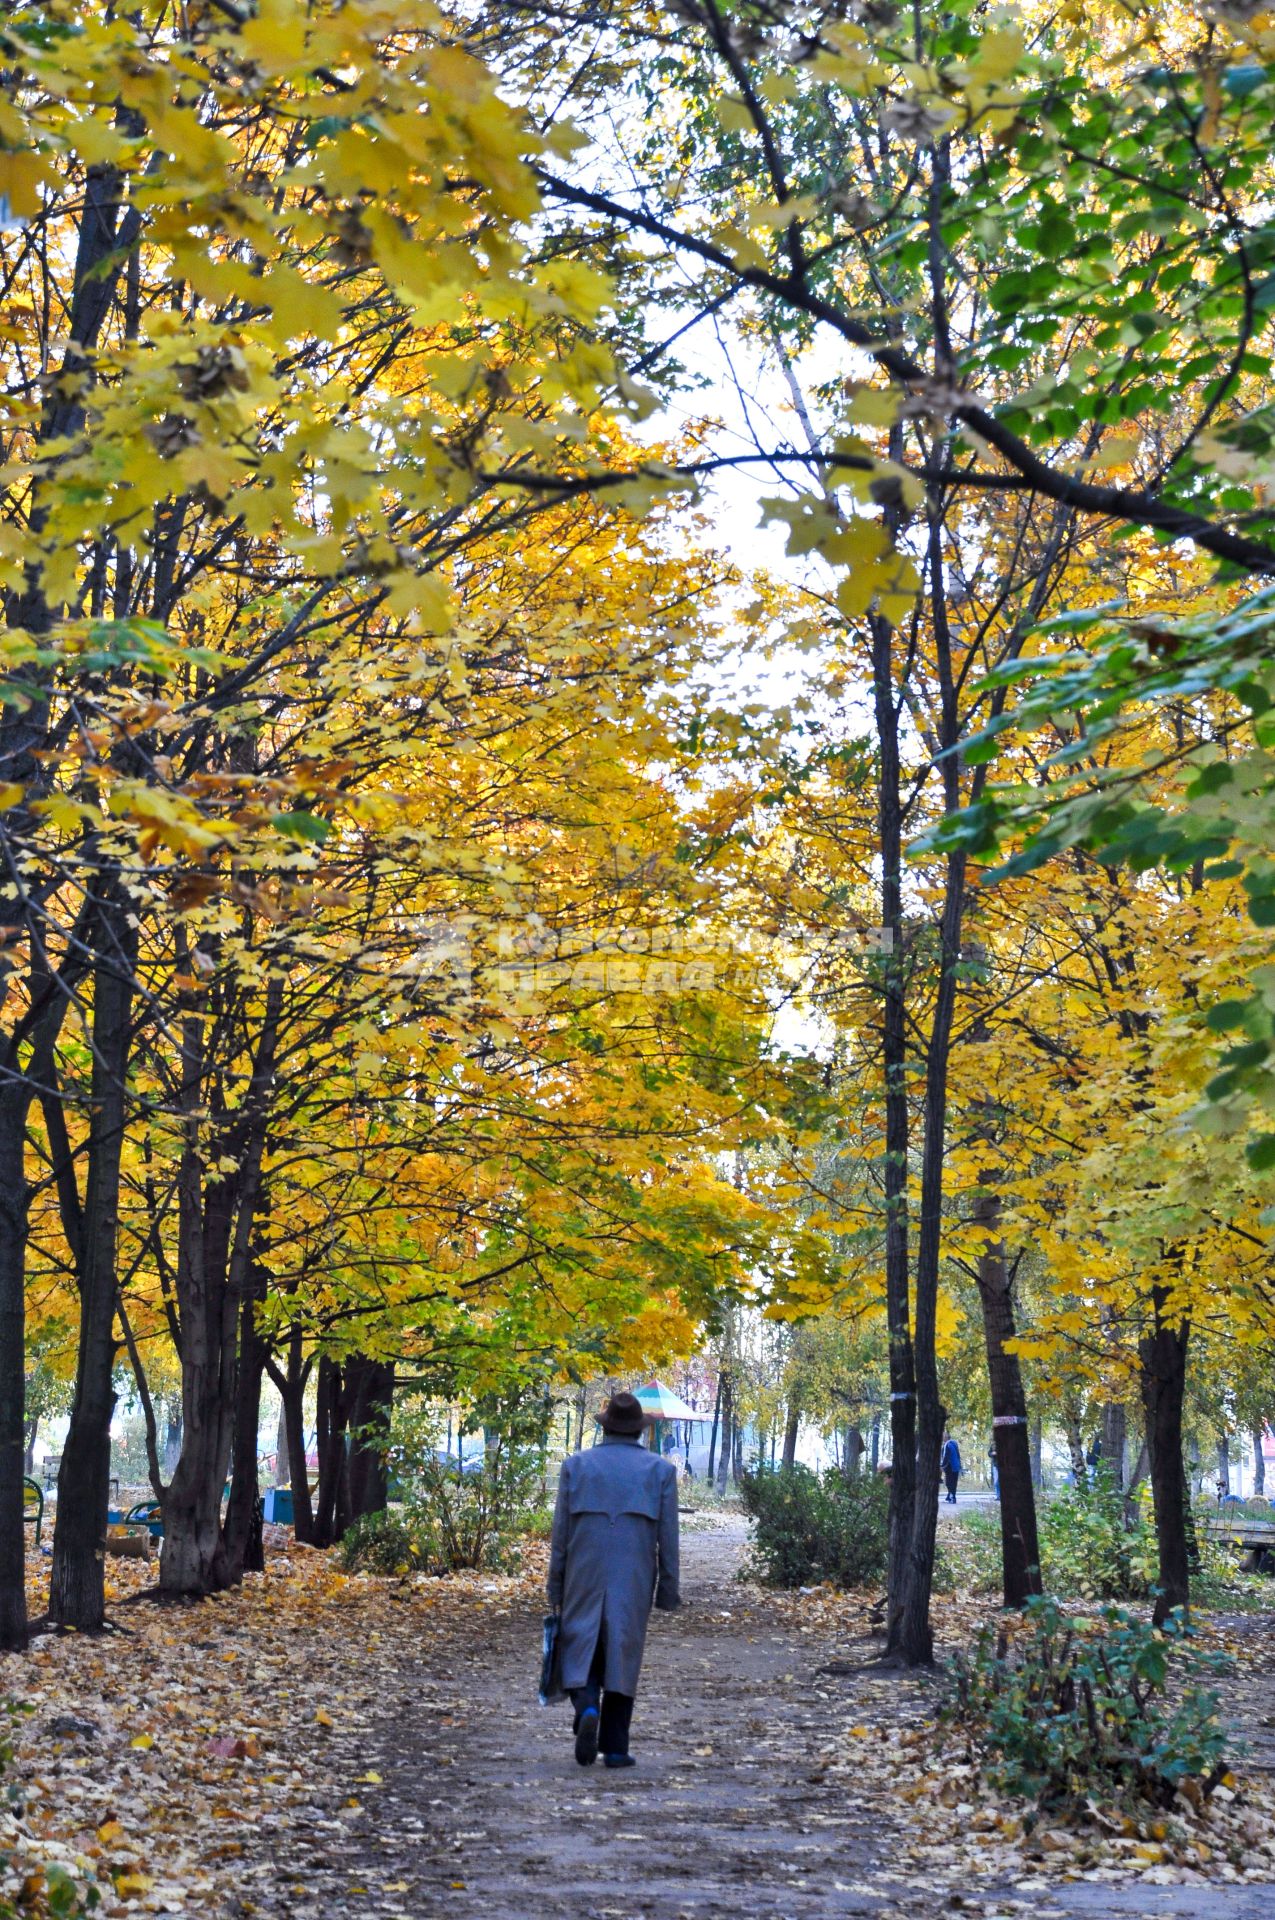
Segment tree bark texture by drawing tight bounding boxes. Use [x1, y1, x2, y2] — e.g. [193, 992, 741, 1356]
[1140, 1285, 1192, 1625]
[50, 885, 137, 1631]
[781, 1399, 800, 1470]
[1101, 1403, 1127, 1489]
[0, 1090, 32, 1650]
[707, 1372, 722, 1483]
[161, 975, 281, 1595]
[972, 1188, 1042, 1609]
[869, 599, 917, 1660]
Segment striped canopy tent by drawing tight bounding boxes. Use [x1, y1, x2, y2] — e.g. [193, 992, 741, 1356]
[633, 1380, 710, 1451]
[633, 1380, 706, 1421]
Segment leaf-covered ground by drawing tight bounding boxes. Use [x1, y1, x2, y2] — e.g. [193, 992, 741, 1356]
[3, 1516, 1274, 1919]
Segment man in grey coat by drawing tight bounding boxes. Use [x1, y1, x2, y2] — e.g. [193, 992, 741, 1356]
[547, 1391, 680, 1770]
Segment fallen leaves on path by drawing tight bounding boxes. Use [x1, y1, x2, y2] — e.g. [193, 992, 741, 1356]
[4, 1534, 547, 1916]
[4, 1526, 1272, 1916]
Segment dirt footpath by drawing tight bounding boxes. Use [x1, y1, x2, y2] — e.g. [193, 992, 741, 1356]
[248, 1516, 913, 1920]
[237, 1516, 1275, 1920]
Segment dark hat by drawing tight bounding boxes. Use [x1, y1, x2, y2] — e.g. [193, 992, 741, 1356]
[596, 1391, 653, 1436]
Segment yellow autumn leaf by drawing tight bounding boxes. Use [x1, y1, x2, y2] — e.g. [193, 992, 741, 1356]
[113, 1873, 154, 1896]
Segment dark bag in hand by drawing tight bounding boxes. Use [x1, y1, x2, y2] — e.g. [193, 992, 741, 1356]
[538, 1612, 565, 1705]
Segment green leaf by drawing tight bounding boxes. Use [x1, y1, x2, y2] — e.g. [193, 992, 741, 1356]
[272, 810, 330, 844]
[1245, 1133, 1275, 1172]
[1204, 999, 1254, 1033]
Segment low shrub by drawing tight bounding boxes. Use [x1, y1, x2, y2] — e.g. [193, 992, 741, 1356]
[341, 1398, 547, 1576]
[339, 1510, 421, 1576]
[1039, 1468, 1159, 1600]
[740, 1464, 889, 1589]
[946, 1595, 1232, 1814]
[519, 1501, 556, 1542]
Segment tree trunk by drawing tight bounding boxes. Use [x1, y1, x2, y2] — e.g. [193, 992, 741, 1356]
[311, 1354, 349, 1547]
[715, 1376, 732, 1497]
[844, 1426, 865, 1478]
[0, 120, 151, 1656]
[732, 1416, 744, 1486]
[218, 1262, 268, 1586]
[1064, 1412, 1087, 1484]
[273, 1397, 288, 1488]
[23, 1414, 38, 1478]
[0, 1090, 32, 1650]
[870, 595, 917, 1660]
[1101, 1403, 1127, 1489]
[273, 1338, 314, 1543]
[161, 975, 280, 1596]
[344, 1356, 395, 1521]
[707, 1372, 723, 1484]
[973, 1201, 1042, 1609]
[1253, 1425, 1266, 1497]
[50, 888, 137, 1632]
[159, 993, 236, 1596]
[1124, 1432, 1150, 1522]
[1140, 1286, 1192, 1625]
[1216, 1434, 1230, 1498]
[967, 1012, 1042, 1611]
[1127, 1433, 1149, 1491]
[896, 833, 965, 1660]
[781, 1399, 800, 1470]
[164, 1398, 184, 1481]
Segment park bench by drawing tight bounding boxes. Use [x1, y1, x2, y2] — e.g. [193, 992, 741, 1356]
[105, 1500, 164, 1540]
[123, 1500, 164, 1539]
[22, 1476, 43, 1546]
[1200, 1513, 1275, 1574]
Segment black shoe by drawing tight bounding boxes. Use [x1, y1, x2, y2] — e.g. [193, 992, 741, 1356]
[603, 1753, 636, 1770]
[575, 1707, 599, 1766]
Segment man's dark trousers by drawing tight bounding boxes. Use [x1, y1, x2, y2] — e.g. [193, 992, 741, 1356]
[570, 1628, 634, 1757]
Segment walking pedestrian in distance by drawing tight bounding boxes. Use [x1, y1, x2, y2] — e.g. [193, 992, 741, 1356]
[940, 1431, 962, 1504]
[547, 1391, 680, 1770]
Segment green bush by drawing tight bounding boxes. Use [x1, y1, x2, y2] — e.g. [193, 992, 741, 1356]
[740, 1464, 889, 1589]
[1039, 1469, 1159, 1600]
[339, 1510, 422, 1575]
[341, 1395, 547, 1576]
[519, 1501, 556, 1542]
[946, 1595, 1232, 1814]
[947, 1476, 1264, 1607]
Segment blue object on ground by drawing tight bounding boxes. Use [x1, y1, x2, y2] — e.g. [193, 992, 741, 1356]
[263, 1487, 294, 1526]
[124, 1500, 164, 1539]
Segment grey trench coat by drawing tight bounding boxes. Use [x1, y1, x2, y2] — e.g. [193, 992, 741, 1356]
[547, 1434, 680, 1696]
